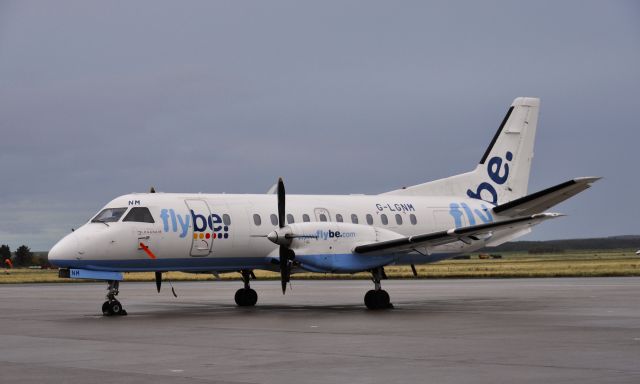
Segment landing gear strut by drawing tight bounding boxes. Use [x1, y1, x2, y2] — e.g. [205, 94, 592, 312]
[234, 270, 258, 307]
[364, 267, 393, 310]
[102, 280, 127, 316]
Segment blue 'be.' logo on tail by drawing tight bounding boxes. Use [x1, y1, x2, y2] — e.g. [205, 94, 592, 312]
[466, 151, 513, 205]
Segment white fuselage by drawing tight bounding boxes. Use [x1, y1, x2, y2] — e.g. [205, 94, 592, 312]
[48, 192, 512, 273]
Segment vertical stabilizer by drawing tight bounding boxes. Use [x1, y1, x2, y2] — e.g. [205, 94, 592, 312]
[382, 97, 540, 205]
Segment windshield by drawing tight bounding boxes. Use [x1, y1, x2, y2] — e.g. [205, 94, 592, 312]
[91, 207, 127, 223]
[123, 207, 155, 223]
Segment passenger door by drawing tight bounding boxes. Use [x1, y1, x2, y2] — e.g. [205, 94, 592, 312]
[184, 199, 213, 257]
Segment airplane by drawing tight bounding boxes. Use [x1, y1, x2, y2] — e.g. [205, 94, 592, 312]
[48, 97, 600, 316]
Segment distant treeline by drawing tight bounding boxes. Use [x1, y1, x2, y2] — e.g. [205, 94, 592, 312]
[483, 235, 640, 253]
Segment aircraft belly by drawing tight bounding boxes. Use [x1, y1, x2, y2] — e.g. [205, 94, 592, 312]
[54, 256, 273, 272]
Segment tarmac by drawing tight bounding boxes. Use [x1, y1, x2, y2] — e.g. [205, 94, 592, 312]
[0, 277, 639, 383]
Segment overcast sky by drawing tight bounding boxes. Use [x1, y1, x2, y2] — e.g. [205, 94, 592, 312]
[1, 1, 639, 251]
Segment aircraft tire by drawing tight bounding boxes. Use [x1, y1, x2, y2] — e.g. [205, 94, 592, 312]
[364, 290, 376, 309]
[378, 290, 390, 307]
[235, 288, 257, 307]
[109, 300, 123, 316]
[364, 290, 391, 310]
[246, 289, 258, 306]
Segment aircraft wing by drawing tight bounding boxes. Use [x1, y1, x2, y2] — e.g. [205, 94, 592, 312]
[492, 177, 600, 217]
[353, 213, 562, 254]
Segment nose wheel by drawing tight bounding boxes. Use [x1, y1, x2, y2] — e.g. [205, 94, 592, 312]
[102, 280, 127, 316]
[364, 267, 393, 310]
[234, 270, 258, 307]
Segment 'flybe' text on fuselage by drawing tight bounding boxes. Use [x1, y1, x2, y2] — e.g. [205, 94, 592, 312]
[159, 209, 230, 239]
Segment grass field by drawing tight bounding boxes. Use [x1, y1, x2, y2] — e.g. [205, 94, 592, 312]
[1, 250, 638, 284]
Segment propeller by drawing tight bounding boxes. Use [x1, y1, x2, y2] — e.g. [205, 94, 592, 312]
[276, 177, 294, 294]
[257, 177, 297, 293]
[257, 178, 311, 293]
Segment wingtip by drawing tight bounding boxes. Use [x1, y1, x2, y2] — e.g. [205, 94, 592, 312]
[575, 176, 602, 184]
[533, 212, 566, 219]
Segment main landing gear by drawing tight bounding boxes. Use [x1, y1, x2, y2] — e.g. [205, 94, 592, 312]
[364, 267, 393, 310]
[102, 280, 127, 316]
[235, 270, 258, 307]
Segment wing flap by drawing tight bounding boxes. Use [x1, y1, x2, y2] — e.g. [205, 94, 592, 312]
[353, 213, 562, 254]
[492, 177, 600, 217]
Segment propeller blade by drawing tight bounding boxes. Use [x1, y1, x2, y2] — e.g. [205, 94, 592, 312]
[155, 271, 162, 293]
[277, 177, 285, 228]
[280, 246, 294, 294]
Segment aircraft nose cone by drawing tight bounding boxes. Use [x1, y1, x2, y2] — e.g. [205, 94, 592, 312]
[48, 234, 79, 267]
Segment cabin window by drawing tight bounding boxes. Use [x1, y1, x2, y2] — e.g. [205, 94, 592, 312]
[123, 207, 155, 223]
[366, 214, 373, 225]
[351, 214, 359, 224]
[253, 214, 262, 226]
[303, 214, 310, 222]
[92, 207, 127, 223]
[319, 213, 327, 222]
[270, 214, 279, 226]
[380, 214, 388, 225]
[223, 214, 231, 226]
[395, 214, 403, 225]
[336, 214, 343, 222]
[286, 214, 295, 224]
[410, 214, 417, 225]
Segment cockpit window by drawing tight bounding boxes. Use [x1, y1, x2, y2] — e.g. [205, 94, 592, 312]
[123, 207, 155, 223]
[92, 207, 127, 223]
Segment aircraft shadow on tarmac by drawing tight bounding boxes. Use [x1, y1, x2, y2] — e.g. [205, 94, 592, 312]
[79, 297, 545, 320]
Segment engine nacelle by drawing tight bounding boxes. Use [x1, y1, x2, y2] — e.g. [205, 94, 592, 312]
[286, 222, 404, 273]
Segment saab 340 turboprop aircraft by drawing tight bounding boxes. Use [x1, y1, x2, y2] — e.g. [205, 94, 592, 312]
[49, 97, 599, 315]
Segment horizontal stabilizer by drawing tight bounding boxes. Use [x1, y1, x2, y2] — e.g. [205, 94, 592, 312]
[492, 177, 601, 217]
[354, 213, 562, 254]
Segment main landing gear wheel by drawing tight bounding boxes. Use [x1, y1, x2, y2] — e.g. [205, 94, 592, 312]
[235, 270, 258, 307]
[364, 290, 391, 310]
[234, 288, 258, 307]
[102, 280, 127, 316]
[364, 267, 393, 310]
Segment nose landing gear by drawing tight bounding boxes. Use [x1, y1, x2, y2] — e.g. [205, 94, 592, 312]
[102, 280, 127, 316]
[364, 267, 393, 310]
[234, 270, 258, 307]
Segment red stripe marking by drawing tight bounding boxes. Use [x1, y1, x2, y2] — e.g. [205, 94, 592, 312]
[139, 242, 156, 259]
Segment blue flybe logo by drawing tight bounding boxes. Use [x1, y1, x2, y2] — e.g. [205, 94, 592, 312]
[467, 151, 513, 205]
[449, 202, 493, 228]
[159, 209, 230, 240]
[314, 229, 356, 240]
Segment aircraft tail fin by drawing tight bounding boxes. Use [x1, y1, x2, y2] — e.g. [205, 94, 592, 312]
[381, 97, 540, 205]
